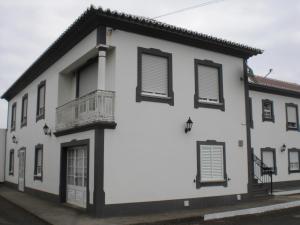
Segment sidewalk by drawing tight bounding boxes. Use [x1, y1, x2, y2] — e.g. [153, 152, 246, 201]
[1, 185, 300, 225]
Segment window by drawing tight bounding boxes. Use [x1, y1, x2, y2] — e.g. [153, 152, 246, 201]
[36, 80, 46, 121]
[194, 59, 224, 111]
[196, 140, 227, 188]
[136, 47, 174, 105]
[261, 148, 277, 175]
[34, 144, 43, 181]
[249, 97, 254, 128]
[21, 94, 28, 127]
[9, 150, 14, 175]
[288, 149, 300, 173]
[11, 102, 17, 131]
[262, 99, 274, 122]
[286, 103, 299, 131]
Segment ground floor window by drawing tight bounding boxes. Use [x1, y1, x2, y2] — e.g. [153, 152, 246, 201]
[34, 144, 43, 181]
[9, 149, 14, 175]
[261, 147, 277, 175]
[196, 140, 227, 188]
[288, 148, 300, 173]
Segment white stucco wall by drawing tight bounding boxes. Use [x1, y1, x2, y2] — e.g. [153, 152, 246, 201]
[250, 91, 300, 183]
[104, 30, 249, 204]
[0, 129, 6, 182]
[4, 29, 97, 204]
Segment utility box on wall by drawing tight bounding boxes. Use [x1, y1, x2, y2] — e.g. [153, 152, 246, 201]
[0, 129, 7, 183]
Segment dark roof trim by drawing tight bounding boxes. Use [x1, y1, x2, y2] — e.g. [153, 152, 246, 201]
[1, 6, 263, 101]
[249, 83, 300, 99]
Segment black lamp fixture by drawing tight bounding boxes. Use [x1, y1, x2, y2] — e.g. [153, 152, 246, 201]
[185, 117, 193, 133]
[281, 144, 286, 152]
[43, 124, 51, 136]
[12, 135, 18, 144]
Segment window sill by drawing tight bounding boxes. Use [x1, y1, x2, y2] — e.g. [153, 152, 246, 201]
[21, 122, 27, 128]
[287, 127, 299, 131]
[34, 175, 43, 181]
[196, 179, 227, 188]
[9, 172, 14, 176]
[194, 97, 225, 111]
[36, 114, 45, 122]
[262, 118, 275, 122]
[289, 170, 300, 174]
[136, 90, 174, 106]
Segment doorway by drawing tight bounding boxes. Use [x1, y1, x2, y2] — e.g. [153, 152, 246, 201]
[18, 148, 26, 192]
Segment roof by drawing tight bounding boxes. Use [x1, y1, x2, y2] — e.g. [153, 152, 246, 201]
[1, 6, 263, 101]
[249, 75, 300, 98]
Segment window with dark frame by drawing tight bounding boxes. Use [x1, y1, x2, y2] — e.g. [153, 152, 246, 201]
[21, 94, 28, 127]
[262, 99, 274, 122]
[34, 144, 43, 181]
[286, 103, 299, 131]
[196, 140, 227, 188]
[261, 148, 277, 175]
[11, 103, 16, 131]
[288, 148, 300, 173]
[36, 81, 46, 121]
[136, 47, 174, 105]
[9, 150, 14, 175]
[194, 59, 224, 111]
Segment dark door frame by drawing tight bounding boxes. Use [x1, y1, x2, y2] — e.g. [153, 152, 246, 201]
[60, 139, 90, 210]
[18, 147, 26, 192]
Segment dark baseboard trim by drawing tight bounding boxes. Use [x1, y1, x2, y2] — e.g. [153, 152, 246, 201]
[3, 181, 18, 189]
[54, 122, 117, 137]
[273, 180, 300, 189]
[103, 193, 249, 217]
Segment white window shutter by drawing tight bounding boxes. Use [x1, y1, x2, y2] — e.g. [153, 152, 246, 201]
[287, 106, 297, 123]
[263, 151, 274, 168]
[141, 54, 168, 96]
[197, 65, 219, 102]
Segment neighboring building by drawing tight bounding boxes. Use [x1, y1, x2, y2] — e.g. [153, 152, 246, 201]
[249, 76, 300, 189]
[0, 129, 7, 182]
[4, 6, 296, 217]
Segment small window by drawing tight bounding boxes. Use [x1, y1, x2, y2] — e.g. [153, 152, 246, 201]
[11, 102, 17, 131]
[262, 99, 274, 122]
[196, 141, 227, 188]
[286, 103, 299, 131]
[136, 47, 174, 105]
[21, 94, 28, 127]
[34, 144, 43, 181]
[288, 149, 300, 173]
[36, 81, 46, 122]
[9, 150, 14, 175]
[194, 59, 224, 111]
[261, 148, 277, 175]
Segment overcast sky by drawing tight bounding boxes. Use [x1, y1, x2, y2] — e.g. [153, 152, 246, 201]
[0, 0, 299, 128]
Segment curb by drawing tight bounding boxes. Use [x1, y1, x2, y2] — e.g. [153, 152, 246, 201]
[130, 215, 204, 225]
[204, 200, 300, 221]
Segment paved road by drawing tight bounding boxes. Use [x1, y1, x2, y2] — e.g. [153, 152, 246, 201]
[199, 206, 300, 225]
[0, 196, 49, 225]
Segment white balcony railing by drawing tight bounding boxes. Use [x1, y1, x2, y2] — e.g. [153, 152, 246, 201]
[56, 90, 115, 132]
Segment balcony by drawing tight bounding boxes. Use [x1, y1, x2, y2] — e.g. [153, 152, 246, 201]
[55, 90, 115, 135]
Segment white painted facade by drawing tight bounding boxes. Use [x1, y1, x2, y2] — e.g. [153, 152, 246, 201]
[250, 90, 300, 183]
[0, 129, 6, 182]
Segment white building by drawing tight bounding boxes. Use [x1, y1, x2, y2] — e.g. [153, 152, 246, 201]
[0, 129, 6, 183]
[1, 6, 298, 217]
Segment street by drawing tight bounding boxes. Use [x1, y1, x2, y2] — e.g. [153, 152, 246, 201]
[0, 196, 48, 225]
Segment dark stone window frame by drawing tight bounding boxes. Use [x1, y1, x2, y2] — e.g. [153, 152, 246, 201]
[262, 99, 275, 122]
[261, 147, 277, 175]
[288, 148, 300, 174]
[249, 97, 254, 128]
[10, 102, 17, 132]
[36, 80, 46, 122]
[34, 144, 43, 181]
[285, 103, 299, 131]
[194, 59, 225, 111]
[196, 140, 228, 188]
[21, 93, 28, 128]
[136, 47, 174, 106]
[9, 149, 14, 176]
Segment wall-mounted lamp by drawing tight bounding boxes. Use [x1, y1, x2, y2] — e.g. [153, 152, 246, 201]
[43, 124, 52, 136]
[281, 144, 286, 152]
[185, 117, 193, 133]
[12, 135, 18, 144]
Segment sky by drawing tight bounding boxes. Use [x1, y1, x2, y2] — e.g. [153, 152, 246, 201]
[0, 0, 299, 128]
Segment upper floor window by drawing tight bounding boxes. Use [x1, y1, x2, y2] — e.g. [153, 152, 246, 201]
[194, 59, 224, 111]
[21, 94, 28, 127]
[9, 149, 14, 175]
[262, 99, 274, 122]
[136, 47, 174, 105]
[286, 103, 299, 131]
[288, 148, 300, 173]
[34, 144, 43, 181]
[36, 80, 46, 122]
[11, 102, 17, 131]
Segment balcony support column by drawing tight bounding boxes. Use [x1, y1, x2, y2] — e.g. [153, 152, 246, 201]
[97, 45, 109, 91]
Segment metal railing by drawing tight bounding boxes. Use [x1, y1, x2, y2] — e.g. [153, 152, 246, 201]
[56, 90, 115, 131]
[252, 153, 273, 194]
